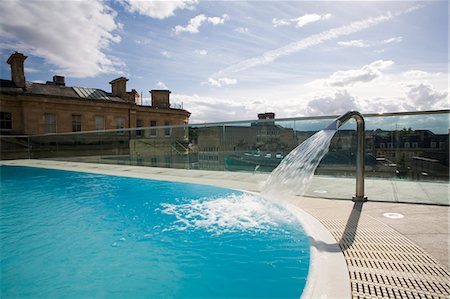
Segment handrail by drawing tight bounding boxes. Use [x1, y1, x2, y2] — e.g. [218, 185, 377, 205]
[0, 109, 448, 138]
[325, 111, 368, 202]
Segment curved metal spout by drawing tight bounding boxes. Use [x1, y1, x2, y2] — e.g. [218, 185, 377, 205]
[326, 111, 368, 202]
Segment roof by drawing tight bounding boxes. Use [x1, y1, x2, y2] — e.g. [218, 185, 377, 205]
[0, 81, 127, 103]
[73, 87, 111, 101]
[0, 79, 15, 88]
[25, 82, 79, 97]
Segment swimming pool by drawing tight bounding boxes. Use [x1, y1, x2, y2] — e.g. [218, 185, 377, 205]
[0, 166, 310, 298]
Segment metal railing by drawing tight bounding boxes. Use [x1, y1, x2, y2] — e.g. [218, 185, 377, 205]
[1, 109, 448, 205]
[326, 111, 367, 202]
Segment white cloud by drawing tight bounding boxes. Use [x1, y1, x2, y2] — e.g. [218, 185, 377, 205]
[174, 14, 206, 34]
[160, 51, 172, 58]
[405, 83, 448, 110]
[272, 13, 331, 28]
[306, 60, 394, 88]
[24, 67, 39, 73]
[207, 14, 229, 25]
[306, 90, 359, 116]
[382, 36, 402, 44]
[212, 7, 418, 78]
[294, 13, 331, 27]
[120, 0, 197, 19]
[173, 94, 257, 123]
[338, 36, 402, 48]
[173, 14, 229, 35]
[337, 40, 371, 47]
[234, 27, 249, 34]
[207, 77, 237, 87]
[134, 38, 152, 45]
[402, 70, 442, 79]
[0, 0, 123, 77]
[155, 81, 169, 89]
[272, 18, 291, 27]
[194, 49, 207, 56]
[361, 83, 448, 113]
[327, 60, 394, 87]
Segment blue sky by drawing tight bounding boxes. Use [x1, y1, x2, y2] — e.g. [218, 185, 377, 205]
[0, 0, 448, 123]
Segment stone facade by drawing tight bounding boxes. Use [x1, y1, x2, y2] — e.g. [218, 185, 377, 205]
[0, 51, 190, 136]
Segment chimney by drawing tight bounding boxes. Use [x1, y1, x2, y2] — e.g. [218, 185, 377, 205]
[129, 89, 140, 104]
[7, 51, 27, 89]
[258, 112, 275, 120]
[109, 77, 128, 99]
[150, 90, 171, 108]
[53, 75, 65, 86]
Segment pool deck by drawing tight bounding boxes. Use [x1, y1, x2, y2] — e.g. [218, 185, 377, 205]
[2, 159, 449, 298]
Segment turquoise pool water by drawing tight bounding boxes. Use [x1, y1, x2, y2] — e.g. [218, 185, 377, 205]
[0, 166, 310, 298]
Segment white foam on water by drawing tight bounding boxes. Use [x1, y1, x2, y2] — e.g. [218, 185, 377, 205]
[261, 130, 336, 200]
[159, 193, 295, 235]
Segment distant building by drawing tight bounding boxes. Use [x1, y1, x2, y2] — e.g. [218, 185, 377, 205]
[194, 113, 298, 171]
[371, 129, 449, 179]
[0, 51, 190, 136]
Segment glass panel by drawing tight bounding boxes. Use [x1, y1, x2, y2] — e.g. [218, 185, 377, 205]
[1, 111, 448, 205]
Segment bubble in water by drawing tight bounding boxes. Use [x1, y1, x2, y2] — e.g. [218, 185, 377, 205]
[159, 193, 295, 235]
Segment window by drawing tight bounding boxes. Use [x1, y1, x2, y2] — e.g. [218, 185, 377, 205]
[136, 119, 142, 137]
[379, 143, 385, 149]
[72, 114, 81, 132]
[116, 117, 125, 135]
[95, 116, 105, 131]
[431, 142, 437, 148]
[412, 142, 419, 148]
[164, 121, 171, 137]
[44, 113, 56, 133]
[387, 143, 393, 149]
[0, 112, 12, 130]
[404, 142, 410, 148]
[150, 120, 157, 137]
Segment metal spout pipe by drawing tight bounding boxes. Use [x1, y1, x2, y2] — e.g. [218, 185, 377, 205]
[326, 111, 368, 202]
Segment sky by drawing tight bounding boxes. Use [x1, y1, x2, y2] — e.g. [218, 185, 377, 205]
[0, 0, 448, 124]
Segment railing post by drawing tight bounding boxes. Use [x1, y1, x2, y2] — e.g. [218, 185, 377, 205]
[326, 111, 368, 202]
[352, 115, 367, 202]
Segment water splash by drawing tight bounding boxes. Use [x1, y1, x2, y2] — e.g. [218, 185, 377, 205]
[159, 193, 296, 235]
[261, 130, 337, 199]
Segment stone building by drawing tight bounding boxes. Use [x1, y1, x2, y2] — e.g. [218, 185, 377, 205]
[0, 51, 190, 136]
[0, 51, 191, 160]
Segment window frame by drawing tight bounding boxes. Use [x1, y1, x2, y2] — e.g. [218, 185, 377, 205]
[136, 119, 143, 137]
[116, 117, 125, 135]
[0, 112, 12, 130]
[72, 114, 82, 132]
[164, 120, 171, 137]
[95, 116, 105, 131]
[149, 120, 157, 137]
[44, 113, 57, 133]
